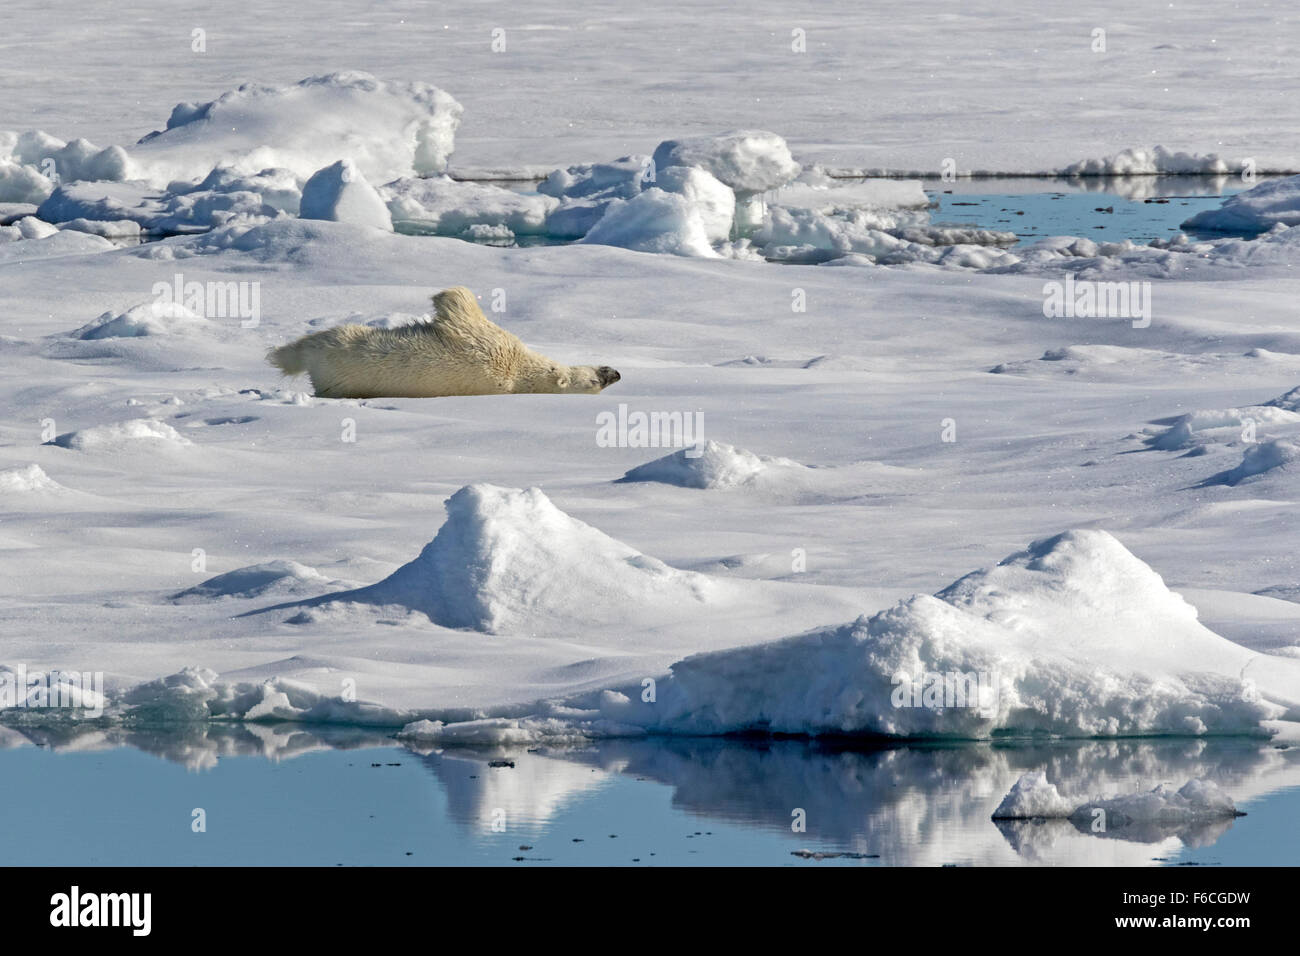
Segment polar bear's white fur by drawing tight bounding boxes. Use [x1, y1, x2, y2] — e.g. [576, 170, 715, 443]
[266, 286, 620, 399]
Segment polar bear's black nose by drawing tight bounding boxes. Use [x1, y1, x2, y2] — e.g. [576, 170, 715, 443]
[597, 366, 621, 387]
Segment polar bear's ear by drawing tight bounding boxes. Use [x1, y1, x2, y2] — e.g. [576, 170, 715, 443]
[555, 372, 571, 389]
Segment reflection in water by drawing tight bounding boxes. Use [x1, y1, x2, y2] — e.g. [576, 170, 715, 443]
[2, 719, 1296, 865]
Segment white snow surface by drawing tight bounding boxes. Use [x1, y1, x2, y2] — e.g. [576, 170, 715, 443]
[5, 1, 1297, 176]
[1, 213, 1299, 735]
[128, 72, 462, 187]
[1183, 174, 1300, 234]
[2, 3, 1300, 739]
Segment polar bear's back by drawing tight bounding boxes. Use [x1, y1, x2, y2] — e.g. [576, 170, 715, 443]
[282, 322, 513, 399]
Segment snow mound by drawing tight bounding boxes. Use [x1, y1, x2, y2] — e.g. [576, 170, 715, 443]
[993, 772, 1242, 824]
[1263, 385, 1300, 412]
[651, 131, 801, 194]
[332, 484, 717, 633]
[72, 302, 209, 339]
[1143, 391, 1300, 452]
[1213, 439, 1300, 486]
[56, 218, 144, 239]
[580, 188, 716, 257]
[0, 133, 132, 204]
[0, 216, 58, 242]
[121, 666, 408, 726]
[989, 772, 1077, 819]
[129, 72, 463, 186]
[299, 160, 393, 231]
[384, 176, 556, 235]
[0, 464, 64, 493]
[1183, 175, 1300, 235]
[171, 560, 332, 602]
[49, 419, 193, 451]
[618, 440, 804, 489]
[1063, 146, 1231, 177]
[0, 160, 57, 204]
[598, 530, 1290, 737]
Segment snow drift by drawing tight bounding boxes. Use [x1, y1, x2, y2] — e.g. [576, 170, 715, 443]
[302, 484, 718, 633]
[129, 72, 463, 186]
[618, 440, 804, 489]
[1183, 174, 1300, 235]
[596, 530, 1295, 737]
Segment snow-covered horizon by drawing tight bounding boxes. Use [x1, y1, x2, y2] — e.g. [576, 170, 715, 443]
[4, 0, 1299, 177]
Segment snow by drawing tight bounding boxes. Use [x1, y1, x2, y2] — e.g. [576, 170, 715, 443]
[48, 419, 193, 452]
[299, 483, 721, 633]
[591, 530, 1294, 738]
[0, 464, 64, 494]
[651, 131, 801, 195]
[383, 176, 556, 236]
[299, 160, 393, 231]
[1, 2, 1299, 747]
[655, 167, 736, 243]
[618, 441, 800, 489]
[1183, 174, 1300, 234]
[72, 302, 209, 340]
[129, 72, 463, 187]
[580, 189, 717, 257]
[171, 560, 335, 602]
[990, 772, 1078, 819]
[1214, 439, 1300, 486]
[1063, 146, 1232, 177]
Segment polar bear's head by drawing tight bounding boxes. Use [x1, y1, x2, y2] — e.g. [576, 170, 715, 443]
[551, 364, 621, 394]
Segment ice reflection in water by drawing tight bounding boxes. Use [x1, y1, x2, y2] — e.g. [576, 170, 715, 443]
[2, 721, 1296, 865]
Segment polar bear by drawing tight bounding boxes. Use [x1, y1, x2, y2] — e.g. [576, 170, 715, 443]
[266, 287, 621, 399]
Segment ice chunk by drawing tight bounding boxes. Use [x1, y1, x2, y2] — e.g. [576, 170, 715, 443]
[384, 175, 556, 235]
[130, 72, 463, 186]
[602, 530, 1291, 737]
[655, 166, 735, 242]
[580, 188, 717, 257]
[991, 772, 1077, 819]
[299, 160, 393, 231]
[651, 131, 801, 194]
[1183, 175, 1300, 234]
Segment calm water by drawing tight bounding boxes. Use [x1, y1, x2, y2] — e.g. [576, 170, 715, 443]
[2, 725, 1296, 866]
[920, 175, 1269, 246]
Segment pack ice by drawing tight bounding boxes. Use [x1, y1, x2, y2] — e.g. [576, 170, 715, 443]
[590, 529, 1297, 739]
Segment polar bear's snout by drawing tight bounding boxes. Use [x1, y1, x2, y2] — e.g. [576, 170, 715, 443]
[597, 366, 621, 388]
